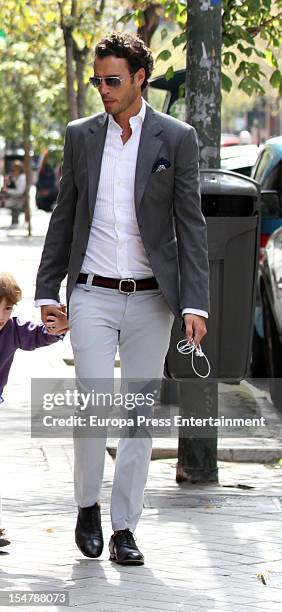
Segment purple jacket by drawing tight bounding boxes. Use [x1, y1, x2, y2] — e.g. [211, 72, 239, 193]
[0, 317, 63, 397]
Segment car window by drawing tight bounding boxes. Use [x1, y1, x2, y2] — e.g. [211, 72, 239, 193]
[147, 87, 167, 112]
[263, 160, 282, 194]
[169, 98, 186, 121]
[252, 149, 273, 183]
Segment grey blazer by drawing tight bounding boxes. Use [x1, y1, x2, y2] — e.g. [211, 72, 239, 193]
[35, 102, 209, 318]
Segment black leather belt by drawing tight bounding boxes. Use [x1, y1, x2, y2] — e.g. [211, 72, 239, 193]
[77, 273, 158, 294]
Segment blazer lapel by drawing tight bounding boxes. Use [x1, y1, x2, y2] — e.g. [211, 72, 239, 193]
[134, 104, 163, 212]
[85, 113, 108, 219]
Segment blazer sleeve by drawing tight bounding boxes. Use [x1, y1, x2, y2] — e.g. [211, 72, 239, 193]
[35, 126, 77, 302]
[173, 126, 210, 313]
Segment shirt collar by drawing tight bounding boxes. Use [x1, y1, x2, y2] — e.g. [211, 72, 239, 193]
[108, 97, 146, 133]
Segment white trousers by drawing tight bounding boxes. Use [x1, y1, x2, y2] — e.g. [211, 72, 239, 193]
[69, 283, 174, 532]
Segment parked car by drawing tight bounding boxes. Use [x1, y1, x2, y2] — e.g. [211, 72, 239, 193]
[250, 137, 282, 378]
[258, 226, 282, 410]
[221, 133, 240, 147]
[221, 144, 259, 176]
[251, 137, 282, 255]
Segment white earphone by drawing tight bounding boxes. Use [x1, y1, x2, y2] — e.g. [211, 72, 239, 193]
[176, 339, 211, 378]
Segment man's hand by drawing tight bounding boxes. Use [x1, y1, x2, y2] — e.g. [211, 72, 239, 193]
[41, 305, 69, 334]
[183, 313, 207, 346]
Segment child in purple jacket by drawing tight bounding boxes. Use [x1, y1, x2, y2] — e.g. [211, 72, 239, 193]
[0, 272, 68, 547]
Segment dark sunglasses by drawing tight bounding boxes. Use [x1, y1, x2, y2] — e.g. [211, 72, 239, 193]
[89, 74, 133, 88]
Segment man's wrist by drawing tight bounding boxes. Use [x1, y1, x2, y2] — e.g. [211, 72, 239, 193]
[35, 299, 60, 308]
[182, 308, 208, 319]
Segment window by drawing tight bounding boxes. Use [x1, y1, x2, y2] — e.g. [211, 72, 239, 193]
[252, 149, 273, 184]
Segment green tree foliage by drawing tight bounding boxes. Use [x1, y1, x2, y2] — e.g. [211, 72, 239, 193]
[0, 1, 66, 148]
[222, 0, 282, 95]
[0, 0, 67, 233]
[57, 0, 106, 119]
[0, 0, 120, 231]
[0, 0, 117, 140]
[118, 0, 282, 96]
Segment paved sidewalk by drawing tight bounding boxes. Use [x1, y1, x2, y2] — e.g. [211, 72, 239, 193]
[1, 425, 282, 612]
[0, 344, 282, 611]
[1, 203, 282, 611]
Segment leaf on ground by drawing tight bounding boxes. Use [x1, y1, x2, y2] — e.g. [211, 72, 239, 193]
[257, 570, 282, 587]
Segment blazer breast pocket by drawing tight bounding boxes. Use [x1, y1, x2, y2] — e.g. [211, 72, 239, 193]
[152, 157, 171, 174]
[148, 164, 174, 196]
[151, 165, 173, 180]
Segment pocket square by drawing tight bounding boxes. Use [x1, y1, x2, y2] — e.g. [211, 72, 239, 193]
[152, 158, 171, 173]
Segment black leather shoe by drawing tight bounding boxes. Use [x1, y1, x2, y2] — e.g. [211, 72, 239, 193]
[109, 529, 144, 565]
[75, 503, 103, 558]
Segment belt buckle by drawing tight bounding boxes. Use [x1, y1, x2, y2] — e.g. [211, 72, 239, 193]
[119, 278, 136, 295]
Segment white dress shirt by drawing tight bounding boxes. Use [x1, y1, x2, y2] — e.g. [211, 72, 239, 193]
[36, 98, 207, 319]
[81, 98, 152, 279]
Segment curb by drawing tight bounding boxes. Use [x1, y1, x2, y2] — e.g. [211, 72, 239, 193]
[107, 443, 282, 463]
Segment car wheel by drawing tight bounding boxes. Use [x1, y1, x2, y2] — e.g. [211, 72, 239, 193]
[250, 326, 267, 377]
[262, 291, 282, 411]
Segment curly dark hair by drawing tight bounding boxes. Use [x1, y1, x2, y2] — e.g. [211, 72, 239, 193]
[94, 32, 154, 90]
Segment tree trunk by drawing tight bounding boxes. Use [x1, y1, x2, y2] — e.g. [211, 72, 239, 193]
[137, 3, 160, 101]
[176, 0, 222, 484]
[185, 0, 222, 168]
[176, 382, 218, 483]
[22, 101, 32, 237]
[73, 44, 89, 118]
[63, 28, 78, 120]
[59, 0, 78, 120]
[137, 3, 160, 46]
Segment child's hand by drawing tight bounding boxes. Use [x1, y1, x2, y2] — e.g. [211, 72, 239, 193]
[46, 305, 69, 334]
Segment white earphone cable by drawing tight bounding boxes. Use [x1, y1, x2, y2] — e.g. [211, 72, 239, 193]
[176, 339, 210, 378]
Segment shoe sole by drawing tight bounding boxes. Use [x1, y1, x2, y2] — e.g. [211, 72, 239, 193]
[75, 532, 103, 559]
[75, 539, 103, 558]
[109, 554, 144, 565]
[79, 549, 103, 558]
[76, 542, 104, 558]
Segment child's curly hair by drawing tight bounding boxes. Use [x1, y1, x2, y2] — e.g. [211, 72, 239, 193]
[0, 272, 22, 305]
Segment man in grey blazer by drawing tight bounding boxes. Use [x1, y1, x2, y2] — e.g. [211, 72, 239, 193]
[35, 32, 209, 566]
